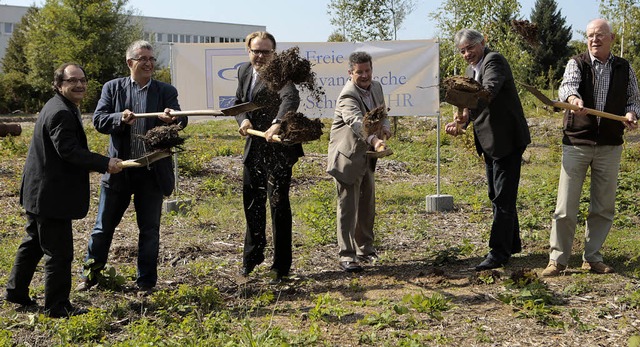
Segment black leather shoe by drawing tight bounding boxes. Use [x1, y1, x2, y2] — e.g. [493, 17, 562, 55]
[475, 257, 507, 271]
[339, 261, 364, 273]
[47, 303, 88, 318]
[5, 294, 37, 307]
[241, 263, 257, 277]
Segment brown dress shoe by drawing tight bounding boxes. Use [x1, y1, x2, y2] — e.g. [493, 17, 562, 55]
[541, 260, 567, 277]
[581, 261, 615, 274]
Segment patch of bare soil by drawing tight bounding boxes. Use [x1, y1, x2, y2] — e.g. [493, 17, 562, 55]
[1, 117, 639, 346]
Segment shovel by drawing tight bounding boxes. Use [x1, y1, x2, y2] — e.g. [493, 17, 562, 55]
[128, 102, 263, 118]
[116, 149, 173, 168]
[518, 82, 630, 123]
[246, 129, 283, 143]
[366, 135, 393, 158]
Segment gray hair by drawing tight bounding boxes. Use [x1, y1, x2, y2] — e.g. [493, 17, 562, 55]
[454, 29, 484, 47]
[348, 51, 373, 70]
[126, 40, 154, 60]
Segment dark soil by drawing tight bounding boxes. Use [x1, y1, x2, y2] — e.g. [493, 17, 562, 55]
[138, 124, 185, 150]
[260, 46, 324, 103]
[362, 105, 389, 137]
[279, 111, 324, 143]
[511, 19, 539, 47]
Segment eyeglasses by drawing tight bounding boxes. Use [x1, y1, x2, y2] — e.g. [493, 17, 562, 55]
[130, 57, 157, 63]
[250, 49, 273, 56]
[63, 78, 88, 84]
[458, 42, 478, 54]
[587, 33, 608, 41]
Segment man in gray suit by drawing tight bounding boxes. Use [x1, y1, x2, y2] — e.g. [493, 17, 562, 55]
[5, 63, 122, 317]
[445, 29, 531, 271]
[327, 52, 390, 273]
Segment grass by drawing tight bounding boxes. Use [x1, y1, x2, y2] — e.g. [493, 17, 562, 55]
[1, 107, 640, 345]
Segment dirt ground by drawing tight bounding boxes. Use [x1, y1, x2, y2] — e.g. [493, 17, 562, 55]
[1, 117, 639, 346]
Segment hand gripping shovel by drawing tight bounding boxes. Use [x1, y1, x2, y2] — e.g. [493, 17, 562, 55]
[366, 135, 393, 158]
[518, 81, 631, 123]
[116, 149, 173, 168]
[126, 102, 263, 119]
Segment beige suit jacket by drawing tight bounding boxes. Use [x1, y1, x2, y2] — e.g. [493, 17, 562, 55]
[326, 80, 387, 184]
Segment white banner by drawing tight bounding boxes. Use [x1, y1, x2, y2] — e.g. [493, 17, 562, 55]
[171, 40, 439, 117]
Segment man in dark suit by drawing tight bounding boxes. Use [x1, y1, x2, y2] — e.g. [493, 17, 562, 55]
[326, 51, 390, 273]
[5, 63, 122, 317]
[445, 29, 531, 271]
[80, 40, 187, 292]
[235, 31, 302, 282]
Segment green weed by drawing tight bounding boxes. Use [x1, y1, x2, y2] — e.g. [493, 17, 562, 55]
[401, 292, 452, 320]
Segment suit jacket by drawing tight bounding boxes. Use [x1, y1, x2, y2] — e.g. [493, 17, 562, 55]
[326, 80, 387, 184]
[20, 93, 110, 220]
[234, 62, 303, 162]
[468, 48, 531, 160]
[93, 77, 187, 196]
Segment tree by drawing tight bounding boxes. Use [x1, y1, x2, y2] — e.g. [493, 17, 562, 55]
[599, 0, 640, 80]
[528, 0, 572, 88]
[327, 31, 347, 42]
[2, 0, 142, 112]
[430, 0, 534, 84]
[327, 0, 415, 42]
[0, 6, 41, 112]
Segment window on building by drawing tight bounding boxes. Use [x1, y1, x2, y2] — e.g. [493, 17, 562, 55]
[4, 23, 14, 35]
[185, 35, 191, 43]
[143, 32, 150, 41]
[156, 33, 163, 42]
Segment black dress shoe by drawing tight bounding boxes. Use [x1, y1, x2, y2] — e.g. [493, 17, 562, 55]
[475, 257, 507, 271]
[241, 263, 257, 277]
[5, 295, 37, 307]
[358, 252, 379, 264]
[47, 303, 88, 318]
[339, 261, 364, 273]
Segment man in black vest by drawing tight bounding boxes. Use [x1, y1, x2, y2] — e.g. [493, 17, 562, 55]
[542, 19, 639, 276]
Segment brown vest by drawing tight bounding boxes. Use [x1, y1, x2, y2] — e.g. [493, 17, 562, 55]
[562, 52, 629, 146]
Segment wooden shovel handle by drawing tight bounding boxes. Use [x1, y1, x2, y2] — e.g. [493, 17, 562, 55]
[246, 128, 282, 142]
[116, 160, 143, 168]
[554, 101, 631, 123]
[124, 110, 225, 119]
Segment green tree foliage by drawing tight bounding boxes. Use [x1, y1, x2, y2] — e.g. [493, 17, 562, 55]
[327, 31, 347, 42]
[430, 0, 534, 85]
[0, 6, 41, 113]
[2, 0, 142, 112]
[528, 0, 572, 88]
[327, 0, 415, 42]
[599, 0, 640, 80]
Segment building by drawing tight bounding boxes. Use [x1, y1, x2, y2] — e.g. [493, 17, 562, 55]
[0, 4, 264, 71]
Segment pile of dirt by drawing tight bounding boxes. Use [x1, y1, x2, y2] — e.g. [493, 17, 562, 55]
[511, 19, 539, 47]
[362, 105, 389, 137]
[139, 124, 185, 150]
[260, 46, 324, 103]
[279, 111, 324, 143]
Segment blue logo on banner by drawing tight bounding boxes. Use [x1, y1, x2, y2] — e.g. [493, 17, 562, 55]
[219, 96, 236, 108]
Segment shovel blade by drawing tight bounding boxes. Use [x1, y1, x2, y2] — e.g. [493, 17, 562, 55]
[517, 81, 554, 106]
[221, 102, 263, 116]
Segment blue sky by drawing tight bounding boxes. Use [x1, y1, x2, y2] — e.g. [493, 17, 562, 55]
[3, 0, 600, 42]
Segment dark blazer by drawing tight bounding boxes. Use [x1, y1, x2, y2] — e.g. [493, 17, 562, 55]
[468, 48, 531, 160]
[20, 93, 110, 220]
[234, 62, 303, 162]
[93, 77, 186, 196]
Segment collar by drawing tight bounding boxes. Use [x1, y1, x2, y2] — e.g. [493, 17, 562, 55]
[130, 77, 151, 89]
[589, 52, 613, 65]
